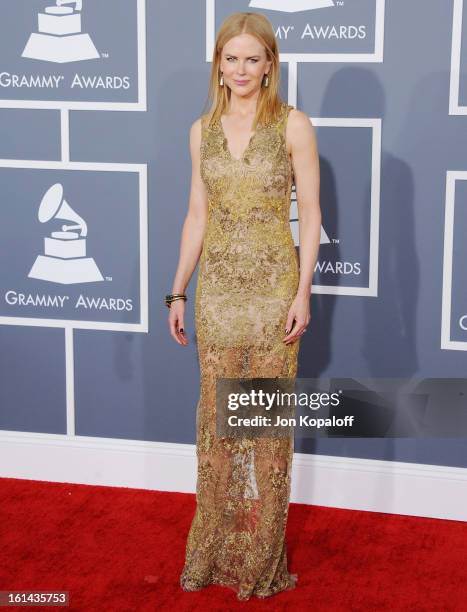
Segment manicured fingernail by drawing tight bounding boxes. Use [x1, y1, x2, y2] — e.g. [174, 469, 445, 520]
[180, 328, 184, 333]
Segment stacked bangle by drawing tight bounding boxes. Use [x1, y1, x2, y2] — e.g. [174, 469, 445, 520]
[165, 293, 187, 308]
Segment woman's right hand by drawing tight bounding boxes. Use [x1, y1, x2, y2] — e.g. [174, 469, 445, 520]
[168, 300, 188, 346]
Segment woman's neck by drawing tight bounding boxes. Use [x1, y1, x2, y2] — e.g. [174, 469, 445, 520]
[226, 91, 260, 116]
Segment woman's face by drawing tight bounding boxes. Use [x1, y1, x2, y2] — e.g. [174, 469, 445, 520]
[220, 33, 272, 98]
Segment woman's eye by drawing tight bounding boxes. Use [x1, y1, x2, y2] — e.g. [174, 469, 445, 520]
[225, 57, 258, 62]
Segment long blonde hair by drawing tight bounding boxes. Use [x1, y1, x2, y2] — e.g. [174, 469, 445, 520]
[204, 12, 284, 130]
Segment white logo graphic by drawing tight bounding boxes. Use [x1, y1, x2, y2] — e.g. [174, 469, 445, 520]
[28, 183, 104, 285]
[290, 185, 330, 246]
[22, 0, 99, 64]
[248, 0, 334, 12]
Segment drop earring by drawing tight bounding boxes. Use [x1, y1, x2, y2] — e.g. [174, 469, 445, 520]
[219, 72, 224, 87]
[263, 74, 269, 87]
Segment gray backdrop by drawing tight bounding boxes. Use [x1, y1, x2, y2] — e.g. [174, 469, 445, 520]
[1, 0, 467, 468]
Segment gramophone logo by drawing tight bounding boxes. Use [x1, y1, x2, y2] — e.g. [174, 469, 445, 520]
[248, 0, 335, 11]
[28, 183, 104, 285]
[290, 185, 330, 246]
[22, 0, 99, 64]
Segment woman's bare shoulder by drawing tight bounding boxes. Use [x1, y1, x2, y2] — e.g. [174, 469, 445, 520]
[191, 116, 202, 131]
[194, 110, 216, 128]
[285, 108, 315, 154]
[287, 108, 315, 143]
[190, 113, 212, 139]
[190, 116, 204, 142]
[288, 107, 313, 129]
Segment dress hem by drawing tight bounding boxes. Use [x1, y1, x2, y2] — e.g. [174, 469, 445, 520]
[180, 571, 298, 601]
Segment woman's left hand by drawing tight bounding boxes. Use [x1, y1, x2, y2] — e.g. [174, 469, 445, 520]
[283, 293, 311, 344]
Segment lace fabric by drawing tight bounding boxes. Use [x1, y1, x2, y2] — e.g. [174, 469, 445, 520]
[180, 102, 300, 601]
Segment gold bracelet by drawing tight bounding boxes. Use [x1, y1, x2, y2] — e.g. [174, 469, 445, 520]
[165, 293, 187, 308]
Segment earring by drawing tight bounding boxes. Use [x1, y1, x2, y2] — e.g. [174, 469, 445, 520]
[219, 72, 224, 87]
[263, 74, 269, 87]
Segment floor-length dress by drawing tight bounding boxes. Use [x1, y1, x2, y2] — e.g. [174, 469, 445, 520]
[180, 101, 300, 601]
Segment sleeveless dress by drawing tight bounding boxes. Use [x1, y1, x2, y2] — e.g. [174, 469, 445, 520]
[180, 101, 300, 601]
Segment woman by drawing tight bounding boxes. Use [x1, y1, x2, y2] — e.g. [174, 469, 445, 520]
[166, 11, 321, 601]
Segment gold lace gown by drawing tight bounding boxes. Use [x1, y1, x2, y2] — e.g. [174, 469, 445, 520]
[180, 101, 300, 601]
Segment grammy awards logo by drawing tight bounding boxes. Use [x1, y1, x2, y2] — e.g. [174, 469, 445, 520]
[290, 185, 330, 246]
[28, 183, 104, 285]
[22, 0, 99, 64]
[248, 0, 335, 12]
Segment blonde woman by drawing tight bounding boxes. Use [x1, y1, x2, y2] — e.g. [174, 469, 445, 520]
[167, 11, 321, 601]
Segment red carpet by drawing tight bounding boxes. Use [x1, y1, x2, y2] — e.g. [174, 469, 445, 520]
[0, 477, 466, 611]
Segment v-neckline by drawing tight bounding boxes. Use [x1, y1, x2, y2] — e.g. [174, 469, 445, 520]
[218, 115, 258, 163]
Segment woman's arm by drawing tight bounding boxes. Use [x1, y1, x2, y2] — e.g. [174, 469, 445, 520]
[283, 109, 321, 344]
[289, 109, 321, 297]
[168, 118, 208, 345]
[170, 118, 208, 294]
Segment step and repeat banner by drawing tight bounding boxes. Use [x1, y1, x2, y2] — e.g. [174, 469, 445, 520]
[1, 1, 466, 468]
